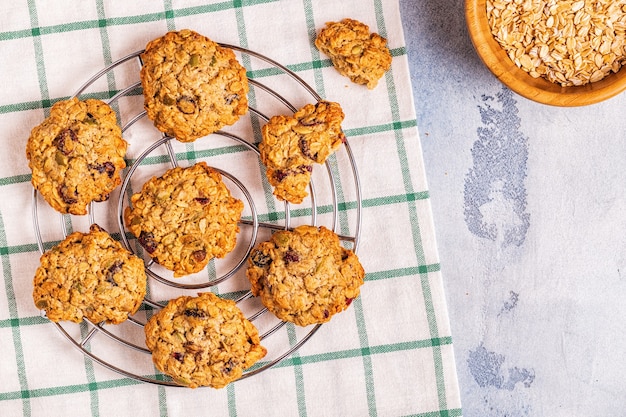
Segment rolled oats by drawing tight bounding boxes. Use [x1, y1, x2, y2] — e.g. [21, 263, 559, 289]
[486, 0, 626, 86]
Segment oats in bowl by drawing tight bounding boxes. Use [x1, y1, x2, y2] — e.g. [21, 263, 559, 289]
[486, 0, 626, 87]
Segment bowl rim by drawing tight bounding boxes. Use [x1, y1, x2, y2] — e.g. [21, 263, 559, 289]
[465, 0, 626, 106]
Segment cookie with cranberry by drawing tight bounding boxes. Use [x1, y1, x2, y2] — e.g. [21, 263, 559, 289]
[246, 225, 364, 326]
[26, 97, 127, 215]
[144, 292, 267, 388]
[259, 100, 345, 204]
[140, 29, 249, 142]
[315, 18, 392, 89]
[124, 162, 244, 277]
[32, 224, 147, 324]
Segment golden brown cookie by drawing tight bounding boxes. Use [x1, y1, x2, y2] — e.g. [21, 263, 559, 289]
[315, 18, 392, 89]
[26, 97, 127, 215]
[259, 101, 345, 204]
[246, 225, 364, 326]
[144, 292, 267, 389]
[140, 29, 249, 142]
[32, 224, 147, 324]
[124, 162, 244, 277]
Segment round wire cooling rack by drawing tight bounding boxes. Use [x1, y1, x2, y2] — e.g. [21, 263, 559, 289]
[31, 44, 362, 387]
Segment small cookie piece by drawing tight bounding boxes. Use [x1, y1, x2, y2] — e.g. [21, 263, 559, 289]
[315, 18, 392, 89]
[26, 97, 127, 215]
[259, 101, 345, 204]
[144, 292, 267, 388]
[246, 225, 364, 326]
[140, 29, 249, 142]
[124, 162, 244, 277]
[32, 224, 147, 324]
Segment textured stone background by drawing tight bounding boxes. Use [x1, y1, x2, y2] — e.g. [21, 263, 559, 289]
[400, 0, 626, 415]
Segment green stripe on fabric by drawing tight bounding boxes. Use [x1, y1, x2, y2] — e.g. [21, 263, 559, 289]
[85, 7, 118, 414]
[286, 324, 308, 417]
[3, 177, 428, 210]
[0, 0, 279, 43]
[78, 322, 100, 417]
[330, 150, 378, 414]
[8, 4, 46, 415]
[0, 100, 53, 114]
[271, 337, 453, 368]
[0, 261, 440, 330]
[0, 243, 40, 256]
[343, 119, 417, 137]
[364, 264, 441, 282]
[184, 143, 198, 167]
[0, 209, 31, 416]
[163, 0, 176, 31]
[0, 90, 130, 115]
[27, 0, 49, 119]
[227, 383, 236, 417]
[0, 175, 32, 186]
[0, 315, 48, 328]
[0, 335, 453, 402]
[364, 192, 430, 206]
[303, 0, 325, 97]
[350, 2, 449, 414]
[303, 3, 378, 415]
[158, 386, 168, 417]
[0, 192, 429, 258]
[95, 0, 115, 95]
[162, 0, 278, 20]
[226, 10, 283, 264]
[421, 277, 447, 409]
[372, 0, 450, 411]
[352, 296, 377, 417]
[0, 377, 142, 401]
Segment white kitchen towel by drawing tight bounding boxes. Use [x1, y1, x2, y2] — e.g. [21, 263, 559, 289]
[0, 1, 462, 416]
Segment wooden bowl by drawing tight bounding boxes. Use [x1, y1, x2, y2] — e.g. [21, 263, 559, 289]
[465, 0, 626, 106]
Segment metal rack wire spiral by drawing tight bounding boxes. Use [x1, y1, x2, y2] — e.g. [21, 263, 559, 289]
[31, 45, 362, 386]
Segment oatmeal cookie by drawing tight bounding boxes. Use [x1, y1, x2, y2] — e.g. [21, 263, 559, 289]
[124, 162, 244, 277]
[32, 224, 147, 324]
[140, 29, 249, 142]
[26, 97, 127, 215]
[315, 18, 392, 89]
[259, 101, 345, 204]
[246, 225, 364, 326]
[144, 292, 267, 388]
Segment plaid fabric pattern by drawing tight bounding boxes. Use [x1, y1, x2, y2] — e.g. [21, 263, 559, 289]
[0, 1, 462, 416]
